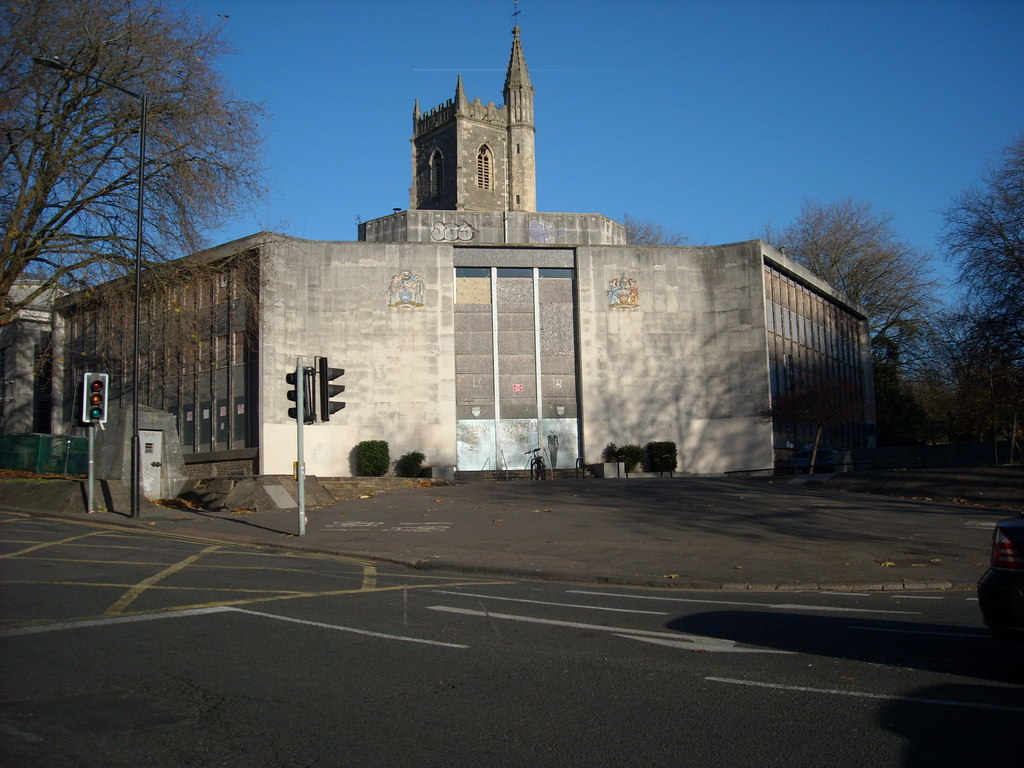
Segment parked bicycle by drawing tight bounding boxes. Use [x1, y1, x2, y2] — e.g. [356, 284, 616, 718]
[525, 447, 547, 480]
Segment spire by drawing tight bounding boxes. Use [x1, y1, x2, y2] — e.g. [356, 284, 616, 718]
[413, 98, 420, 121]
[455, 73, 466, 111]
[504, 26, 532, 93]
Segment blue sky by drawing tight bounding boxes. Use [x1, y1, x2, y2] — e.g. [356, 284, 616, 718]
[183, 0, 1023, 300]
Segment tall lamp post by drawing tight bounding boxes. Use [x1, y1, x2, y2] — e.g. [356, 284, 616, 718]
[33, 56, 147, 519]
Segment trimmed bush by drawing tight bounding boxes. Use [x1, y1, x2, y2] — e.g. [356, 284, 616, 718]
[396, 451, 426, 478]
[601, 442, 619, 463]
[357, 440, 389, 476]
[618, 444, 644, 473]
[646, 441, 678, 473]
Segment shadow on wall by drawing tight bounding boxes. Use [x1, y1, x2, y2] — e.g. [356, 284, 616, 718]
[594, 323, 772, 474]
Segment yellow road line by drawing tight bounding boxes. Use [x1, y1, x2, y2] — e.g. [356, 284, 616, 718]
[1, 579, 307, 595]
[0, 531, 108, 559]
[1, 578, 513, 631]
[362, 565, 378, 589]
[103, 545, 222, 616]
[107, 578, 512, 614]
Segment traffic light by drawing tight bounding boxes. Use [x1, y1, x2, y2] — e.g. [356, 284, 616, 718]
[286, 366, 316, 423]
[317, 357, 345, 421]
[81, 372, 109, 424]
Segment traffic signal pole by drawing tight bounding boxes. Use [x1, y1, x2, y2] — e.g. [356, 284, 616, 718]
[81, 372, 108, 516]
[294, 358, 306, 536]
[87, 424, 95, 514]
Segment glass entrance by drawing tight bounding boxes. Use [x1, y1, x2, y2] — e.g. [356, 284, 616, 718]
[454, 267, 579, 471]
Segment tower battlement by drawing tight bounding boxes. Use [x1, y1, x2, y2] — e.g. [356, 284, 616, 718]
[414, 96, 507, 138]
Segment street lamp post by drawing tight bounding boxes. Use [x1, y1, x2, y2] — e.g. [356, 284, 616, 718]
[33, 56, 147, 518]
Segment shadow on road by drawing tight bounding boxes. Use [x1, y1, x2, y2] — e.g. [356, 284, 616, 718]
[665, 609, 1024, 686]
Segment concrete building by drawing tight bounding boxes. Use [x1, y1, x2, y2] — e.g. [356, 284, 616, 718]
[53, 26, 875, 481]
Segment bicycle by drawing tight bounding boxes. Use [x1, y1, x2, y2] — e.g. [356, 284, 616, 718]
[525, 447, 546, 481]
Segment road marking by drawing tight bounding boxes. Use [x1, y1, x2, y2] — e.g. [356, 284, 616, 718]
[567, 590, 920, 615]
[103, 545, 222, 616]
[362, 565, 377, 589]
[0, 605, 467, 649]
[0, 530, 108, 558]
[427, 606, 791, 653]
[324, 520, 453, 533]
[85, 579, 511, 615]
[964, 520, 997, 529]
[432, 590, 669, 615]
[888, 594, 944, 600]
[225, 608, 467, 648]
[617, 634, 792, 654]
[0, 607, 232, 638]
[0, 579, 306, 597]
[705, 677, 1024, 712]
[849, 625, 989, 639]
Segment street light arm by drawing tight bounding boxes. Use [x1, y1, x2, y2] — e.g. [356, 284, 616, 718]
[32, 55, 144, 100]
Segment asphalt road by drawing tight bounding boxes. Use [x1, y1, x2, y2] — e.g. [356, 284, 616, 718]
[2, 514, 1022, 767]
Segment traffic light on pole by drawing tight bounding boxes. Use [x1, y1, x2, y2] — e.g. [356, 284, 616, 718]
[318, 357, 345, 421]
[81, 372, 109, 424]
[286, 367, 316, 423]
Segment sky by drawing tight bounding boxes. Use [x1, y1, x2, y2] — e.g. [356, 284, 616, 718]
[181, 0, 1024, 301]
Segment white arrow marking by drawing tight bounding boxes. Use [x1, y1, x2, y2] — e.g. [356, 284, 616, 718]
[428, 606, 791, 654]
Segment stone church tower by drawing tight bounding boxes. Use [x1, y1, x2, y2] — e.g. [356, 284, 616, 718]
[410, 26, 536, 212]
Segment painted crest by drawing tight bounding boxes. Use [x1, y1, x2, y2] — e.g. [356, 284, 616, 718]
[388, 269, 424, 308]
[607, 274, 639, 309]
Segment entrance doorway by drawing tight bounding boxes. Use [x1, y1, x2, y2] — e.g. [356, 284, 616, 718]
[454, 267, 579, 472]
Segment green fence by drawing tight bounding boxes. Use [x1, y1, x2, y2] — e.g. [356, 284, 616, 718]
[0, 434, 88, 475]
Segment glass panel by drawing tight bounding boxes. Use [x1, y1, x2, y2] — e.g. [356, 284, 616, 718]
[496, 273, 535, 420]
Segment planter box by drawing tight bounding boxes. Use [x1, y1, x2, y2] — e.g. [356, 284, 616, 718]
[427, 466, 455, 481]
[592, 462, 626, 478]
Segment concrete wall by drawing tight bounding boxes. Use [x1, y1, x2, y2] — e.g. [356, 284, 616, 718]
[576, 241, 775, 474]
[259, 239, 458, 476]
[360, 210, 627, 247]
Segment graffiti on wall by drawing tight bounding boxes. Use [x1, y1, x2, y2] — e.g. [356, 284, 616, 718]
[431, 220, 476, 242]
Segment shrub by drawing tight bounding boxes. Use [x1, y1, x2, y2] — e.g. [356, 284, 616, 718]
[646, 441, 678, 473]
[601, 442, 619, 463]
[396, 451, 426, 478]
[619, 444, 645, 473]
[357, 440, 389, 476]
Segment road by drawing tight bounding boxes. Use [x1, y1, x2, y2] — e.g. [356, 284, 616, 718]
[1, 513, 1022, 767]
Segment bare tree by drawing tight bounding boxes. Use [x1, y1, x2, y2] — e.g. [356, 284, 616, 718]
[766, 198, 935, 353]
[623, 214, 689, 246]
[943, 134, 1024, 337]
[1, 0, 265, 327]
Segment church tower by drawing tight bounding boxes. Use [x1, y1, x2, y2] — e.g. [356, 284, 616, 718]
[410, 27, 537, 212]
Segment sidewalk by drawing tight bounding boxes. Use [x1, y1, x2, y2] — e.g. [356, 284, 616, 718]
[6, 471, 1018, 591]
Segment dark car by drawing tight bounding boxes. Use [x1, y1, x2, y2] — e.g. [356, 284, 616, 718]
[788, 449, 839, 473]
[977, 513, 1024, 642]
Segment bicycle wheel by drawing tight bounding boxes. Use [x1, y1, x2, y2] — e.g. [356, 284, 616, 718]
[530, 457, 545, 481]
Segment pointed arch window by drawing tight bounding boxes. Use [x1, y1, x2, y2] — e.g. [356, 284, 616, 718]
[429, 150, 444, 199]
[476, 145, 493, 190]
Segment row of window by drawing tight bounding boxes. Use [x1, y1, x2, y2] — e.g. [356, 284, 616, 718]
[428, 145, 495, 198]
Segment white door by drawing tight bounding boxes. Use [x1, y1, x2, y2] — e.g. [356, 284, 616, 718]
[139, 430, 163, 499]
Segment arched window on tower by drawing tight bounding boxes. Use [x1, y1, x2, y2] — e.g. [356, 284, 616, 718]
[476, 145, 493, 190]
[429, 150, 444, 199]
